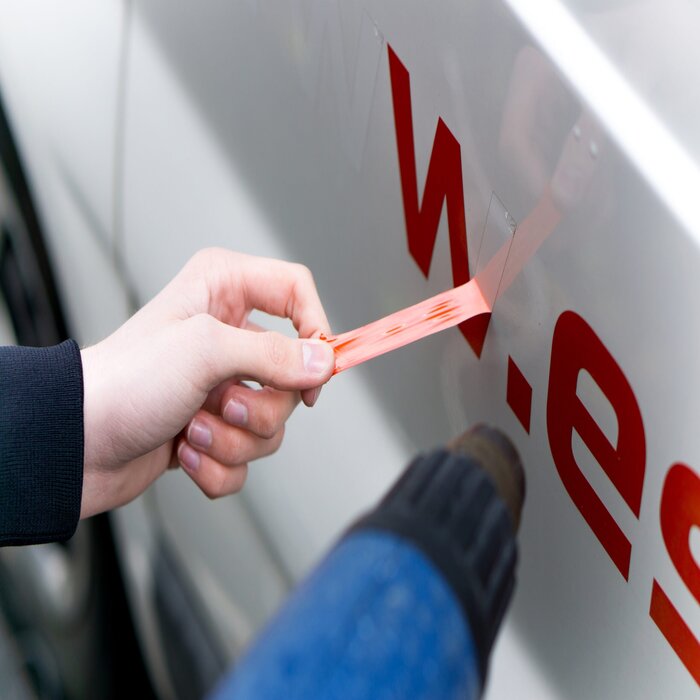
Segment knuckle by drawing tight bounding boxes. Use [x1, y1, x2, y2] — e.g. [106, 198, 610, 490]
[190, 248, 209, 266]
[293, 263, 316, 295]
[294, 263, 314, 283]
[202, 485, 220, 500]
[231, 464, 249, 493]
[184, 248, 213, 277]
[202, 470, 228, 500]
[191, 247, 222, 267]
[270, 425, 285, 453]
[202, 485, 225, 501]
[199, 475, 222, 500]
[203, 464, 248, 499]
[262, 332, 289, 370]
[213, 471, 230, 499]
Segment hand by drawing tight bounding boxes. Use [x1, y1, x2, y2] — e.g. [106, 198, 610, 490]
[79, 249, 335, 518]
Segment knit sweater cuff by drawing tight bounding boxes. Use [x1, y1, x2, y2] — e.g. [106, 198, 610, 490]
[0, 340, 84, 546]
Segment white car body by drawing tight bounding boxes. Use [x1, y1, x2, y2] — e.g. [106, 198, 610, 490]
[0, 1, 698, 698]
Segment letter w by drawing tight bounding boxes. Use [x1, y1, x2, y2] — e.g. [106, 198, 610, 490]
[387, 45, 489, 356]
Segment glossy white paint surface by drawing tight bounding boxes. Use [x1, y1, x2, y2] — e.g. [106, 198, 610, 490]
[0, 0, 131, 344]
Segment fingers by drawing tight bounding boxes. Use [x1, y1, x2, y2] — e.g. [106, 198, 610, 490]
[191, 315, 335, 393]
[219, 383, 299, 438]
[183, 249, 331, 339]
[190, 412, 285, 464]
[176, 404, 286, 498]
[177, 439, 249, 498]
[180, 374, 315, 499]
[237, 255, 331, 338]
[201, 377, 239, 414]
[177, 383, 299, 498]
[244, 320, 323, 407]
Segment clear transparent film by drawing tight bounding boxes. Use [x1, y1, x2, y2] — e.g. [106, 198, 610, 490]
[472, 192, 518, 311]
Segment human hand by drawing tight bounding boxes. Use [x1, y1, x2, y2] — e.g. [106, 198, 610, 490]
[79, 249, 335, 518]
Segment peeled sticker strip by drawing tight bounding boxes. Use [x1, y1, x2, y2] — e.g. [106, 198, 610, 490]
[322, 278, 490, 373]
[324, 188, 561, 373]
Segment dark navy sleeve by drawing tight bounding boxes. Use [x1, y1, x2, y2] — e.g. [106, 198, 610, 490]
[0, 340, 84, 546]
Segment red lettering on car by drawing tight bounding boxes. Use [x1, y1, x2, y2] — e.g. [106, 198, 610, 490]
[388, 45, 489, 356]
[547, 311, 646, 579]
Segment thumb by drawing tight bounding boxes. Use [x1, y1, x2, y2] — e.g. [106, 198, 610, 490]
[196, 316, 335, 391]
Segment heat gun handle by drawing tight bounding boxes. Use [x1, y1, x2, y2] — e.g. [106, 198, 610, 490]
[210, 530, 481, 700]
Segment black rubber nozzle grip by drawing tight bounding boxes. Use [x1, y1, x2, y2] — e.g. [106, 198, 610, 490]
[349, 425, 525, 687]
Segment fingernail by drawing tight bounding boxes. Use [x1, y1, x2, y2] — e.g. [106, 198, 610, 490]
[308, 386, 321, 407]
[302, 341, 334, 375]
[223, 399, 248, 426]
[179, 443, 200, 472]
[188, 420, 212, 449]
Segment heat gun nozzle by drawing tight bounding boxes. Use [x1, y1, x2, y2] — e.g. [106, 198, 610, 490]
[448, 424, 525, 532]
